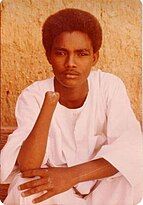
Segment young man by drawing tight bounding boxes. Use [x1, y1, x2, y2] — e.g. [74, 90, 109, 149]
[1, 8, 143, 205]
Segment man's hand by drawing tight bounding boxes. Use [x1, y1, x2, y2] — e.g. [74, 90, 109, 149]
[18, 167, 77, 204]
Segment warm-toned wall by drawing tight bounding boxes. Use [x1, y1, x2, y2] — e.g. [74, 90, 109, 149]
[1, 0, 142, 127]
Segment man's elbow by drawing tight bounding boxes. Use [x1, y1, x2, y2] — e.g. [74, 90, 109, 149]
[17, 157, 41, 172]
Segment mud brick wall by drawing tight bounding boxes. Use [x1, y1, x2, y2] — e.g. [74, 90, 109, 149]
[1, 0, 142, 127]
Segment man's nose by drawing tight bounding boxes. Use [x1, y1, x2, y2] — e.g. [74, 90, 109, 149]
[65, 54, 76, 68]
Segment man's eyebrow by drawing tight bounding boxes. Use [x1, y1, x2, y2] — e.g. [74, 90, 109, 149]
[53, 47, 67, 51]
[53, 47, 91, 52]
[75, 49, 90, 53]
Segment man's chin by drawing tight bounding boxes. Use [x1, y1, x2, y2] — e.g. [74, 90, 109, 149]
[62, 82, 80, 88]
[54, 77, 84, 89]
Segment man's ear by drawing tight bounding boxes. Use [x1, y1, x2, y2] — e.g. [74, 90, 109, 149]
[92, 51, 99, 66]
[46, 52, 52, 65]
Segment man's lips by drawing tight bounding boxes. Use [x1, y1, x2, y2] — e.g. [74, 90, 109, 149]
[64, 71, 80, 75]
[63, 71, 80, 79]
[65, 74, 79, 79]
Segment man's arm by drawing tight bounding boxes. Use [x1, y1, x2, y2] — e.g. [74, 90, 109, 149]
[17, 92, 59, 172]
[70, 158, 118, 183]
[19, 158, 118, 203]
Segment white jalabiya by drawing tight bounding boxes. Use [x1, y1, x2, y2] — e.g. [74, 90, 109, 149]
[1, 70, 143, 205]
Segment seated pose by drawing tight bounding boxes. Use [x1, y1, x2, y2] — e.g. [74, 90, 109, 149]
[1, 8, 143, 205]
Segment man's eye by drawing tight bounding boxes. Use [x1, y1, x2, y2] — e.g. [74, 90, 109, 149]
[78, 53, 89, 56]
[55, 51, 66, 56]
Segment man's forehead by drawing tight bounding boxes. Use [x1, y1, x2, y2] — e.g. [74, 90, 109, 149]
[52, 31, 92, 46]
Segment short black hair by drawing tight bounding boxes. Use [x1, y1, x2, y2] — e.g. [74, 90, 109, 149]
[42, 8, 102, 55]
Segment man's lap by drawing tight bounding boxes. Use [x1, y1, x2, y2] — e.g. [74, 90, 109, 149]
[4, 173, 87, 205]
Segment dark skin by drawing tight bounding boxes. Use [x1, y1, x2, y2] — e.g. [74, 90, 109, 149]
[48, 31, 97, 108]
[17, 31, 118, 203]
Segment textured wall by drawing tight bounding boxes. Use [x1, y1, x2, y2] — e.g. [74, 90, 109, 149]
[1, 0, 142, 127]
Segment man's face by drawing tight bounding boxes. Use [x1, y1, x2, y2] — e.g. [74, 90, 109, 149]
[48, 31, 98, 88]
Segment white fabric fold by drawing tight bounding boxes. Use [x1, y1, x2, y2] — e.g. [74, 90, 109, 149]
[1, 70, 142, 203]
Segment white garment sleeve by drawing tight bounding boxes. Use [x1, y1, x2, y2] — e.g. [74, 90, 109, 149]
[1, 85, 42, 183]
[95, 78, 143, 195]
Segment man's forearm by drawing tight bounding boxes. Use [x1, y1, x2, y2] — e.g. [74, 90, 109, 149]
[70, 158, 118, 184]
[17, 92, 59, 172]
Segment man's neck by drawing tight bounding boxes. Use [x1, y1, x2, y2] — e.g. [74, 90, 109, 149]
[54, 79, 89, 109]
